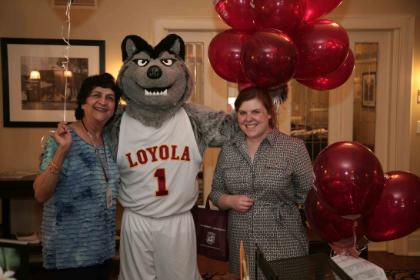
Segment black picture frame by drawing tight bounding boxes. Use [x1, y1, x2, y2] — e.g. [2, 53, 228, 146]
[361, 72, 376, 108]
[1, 38, 105, 127]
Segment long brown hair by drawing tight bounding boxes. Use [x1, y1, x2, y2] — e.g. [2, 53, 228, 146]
[234, 87, 276, 128]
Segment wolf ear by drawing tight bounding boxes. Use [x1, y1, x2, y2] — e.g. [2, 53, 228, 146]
[155, 34, 185, 60]
[121, 35, 152, 61]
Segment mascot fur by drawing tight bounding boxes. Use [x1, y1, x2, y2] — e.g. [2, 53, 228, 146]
[109, 34, 234, 280]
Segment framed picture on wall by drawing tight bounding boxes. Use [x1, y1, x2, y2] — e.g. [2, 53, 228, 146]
[1, 38, 105, 127]
[362, 72, 376, 108]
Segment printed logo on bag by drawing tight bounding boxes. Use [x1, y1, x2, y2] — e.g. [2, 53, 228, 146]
[206, 231, 216, 245]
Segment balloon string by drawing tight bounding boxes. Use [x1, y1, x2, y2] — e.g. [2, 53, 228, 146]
[352, 220, 357, 249]
[61, 0, 72, 122]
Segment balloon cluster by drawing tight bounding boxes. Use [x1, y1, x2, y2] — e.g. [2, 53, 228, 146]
[305, 142, 420, 255]
[209, 0, 354, 91]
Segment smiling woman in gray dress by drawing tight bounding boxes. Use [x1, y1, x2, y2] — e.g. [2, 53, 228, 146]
[209, 87, 314, 280]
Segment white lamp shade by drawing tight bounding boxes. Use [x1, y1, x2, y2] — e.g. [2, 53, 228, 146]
[29, 70, 41, 80]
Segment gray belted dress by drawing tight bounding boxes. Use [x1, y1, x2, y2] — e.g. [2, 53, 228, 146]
[209, 129, 314, 280]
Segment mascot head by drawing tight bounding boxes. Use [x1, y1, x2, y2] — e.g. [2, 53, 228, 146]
[117, 34, 193, 127]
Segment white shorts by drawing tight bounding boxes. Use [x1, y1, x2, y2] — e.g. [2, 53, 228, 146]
[119, 209, 201, 280]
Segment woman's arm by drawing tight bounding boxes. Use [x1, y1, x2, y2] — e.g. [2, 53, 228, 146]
[209, 149, 254, 212]
[33, 122, 72, 203]
[292, 139, 315, 204]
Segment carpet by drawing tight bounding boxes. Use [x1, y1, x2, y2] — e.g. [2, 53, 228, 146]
[386, 270, 420, 280]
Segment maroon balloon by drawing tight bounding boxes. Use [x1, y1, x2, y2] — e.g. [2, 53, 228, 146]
[305, 189, 365, 246]
[208, 29, 251, 83]
[297, 49, 354, 90]
[363, 171, 420, 242]
[314, 141, 384, 219]
[242, 30, 297, 88]
[254, 0, 306, 36]
[214, 0, 256, 31]
[238, 82, 255, 91]
[294, 19, 349, 80]
[304, 0, 343, 22]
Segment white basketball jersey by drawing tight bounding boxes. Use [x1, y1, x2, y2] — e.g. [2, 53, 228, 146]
[117, 108, 202, 218]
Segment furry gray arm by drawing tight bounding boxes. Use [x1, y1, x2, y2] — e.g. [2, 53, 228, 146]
[107, 107, 125, 160]
[183, 103, 236, 156]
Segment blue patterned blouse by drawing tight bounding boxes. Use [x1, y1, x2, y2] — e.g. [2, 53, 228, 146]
[39, 129, 120, 269]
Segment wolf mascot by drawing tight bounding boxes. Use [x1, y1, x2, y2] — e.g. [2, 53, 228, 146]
[109, 34, 234, 280]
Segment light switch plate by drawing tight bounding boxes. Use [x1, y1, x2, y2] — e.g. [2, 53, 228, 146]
[417, 121, 420, 134]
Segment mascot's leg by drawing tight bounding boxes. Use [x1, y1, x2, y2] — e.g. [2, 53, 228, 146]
[154, 211, 202, 280]
[119, 209, 157, 280]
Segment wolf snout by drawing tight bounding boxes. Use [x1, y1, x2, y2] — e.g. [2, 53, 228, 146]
[147, 65, 162, 79]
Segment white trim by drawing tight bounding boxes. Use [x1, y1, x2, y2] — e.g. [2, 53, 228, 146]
[153, 17, 228, 44]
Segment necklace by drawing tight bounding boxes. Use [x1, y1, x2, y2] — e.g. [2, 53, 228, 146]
[81, 119, 102, 145]
[81, 119, 109, 183]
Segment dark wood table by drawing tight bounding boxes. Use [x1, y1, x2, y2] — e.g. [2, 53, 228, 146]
[0, 174, 37, 238]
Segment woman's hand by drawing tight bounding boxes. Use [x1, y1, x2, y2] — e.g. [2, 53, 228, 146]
[53, 122, 72, 152]
[34, 121, 72, 203]
[227, 195, 255, 213]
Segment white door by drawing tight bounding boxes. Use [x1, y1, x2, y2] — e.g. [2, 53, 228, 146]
[329, 30, 392, 167]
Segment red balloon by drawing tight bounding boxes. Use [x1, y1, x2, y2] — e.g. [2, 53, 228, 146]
[363, 171, 420, 242]
[314, 141, 384, 219]
[214, 0, 256, 31]
[238, 82, 255, 91]
[304, 0, 343, 22]
[254, 0, 306, 36]
[297, 49, 354, 90]
[305, 189, 365, 245]
[294, 19, 349, 80]
[208, 29, 251, 83]
[242, 30, 297, 88]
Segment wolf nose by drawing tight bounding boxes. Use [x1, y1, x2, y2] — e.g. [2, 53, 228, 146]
[147, 66, 162, 79]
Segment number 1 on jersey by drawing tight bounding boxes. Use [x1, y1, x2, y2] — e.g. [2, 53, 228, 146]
[154, 168, 168, 196]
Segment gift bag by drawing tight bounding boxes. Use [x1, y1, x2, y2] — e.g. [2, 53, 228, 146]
[192, 197, 228, 261]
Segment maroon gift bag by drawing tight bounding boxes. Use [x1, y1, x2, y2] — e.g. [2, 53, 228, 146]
[192, 197, 229, 261]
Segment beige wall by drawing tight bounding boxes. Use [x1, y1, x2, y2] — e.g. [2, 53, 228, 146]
[0, 0, 218, 173]
[1, 0, 419, 174]
[0, 0, 419, 174]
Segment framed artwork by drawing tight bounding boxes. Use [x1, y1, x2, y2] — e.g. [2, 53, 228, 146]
[1, 38, 105, 127]
[362, 72, 376, 108]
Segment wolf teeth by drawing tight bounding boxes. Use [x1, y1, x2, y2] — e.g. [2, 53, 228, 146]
[145, 89, 168, 96]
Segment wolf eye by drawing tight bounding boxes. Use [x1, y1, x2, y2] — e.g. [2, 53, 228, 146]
[133, 59, 149, 67]
[161, 58, 175, 66]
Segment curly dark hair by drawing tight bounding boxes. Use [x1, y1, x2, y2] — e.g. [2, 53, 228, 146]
[74, 73, 122, 120]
